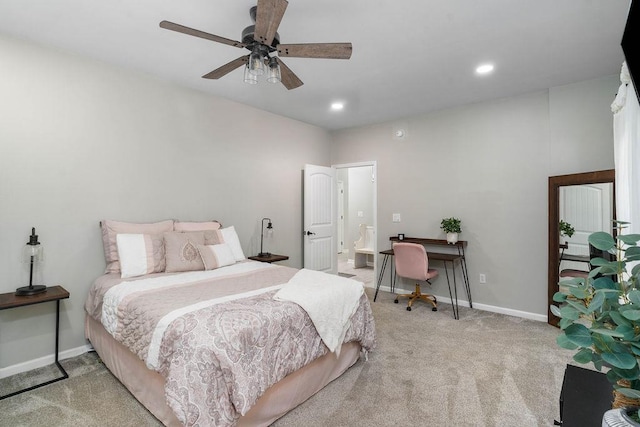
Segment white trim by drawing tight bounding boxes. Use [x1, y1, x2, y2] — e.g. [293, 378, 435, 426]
[0, 344, 92, 379]
[373, 284, 547, 322]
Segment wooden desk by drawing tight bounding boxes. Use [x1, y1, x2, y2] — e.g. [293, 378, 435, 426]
[390, 237, 471, 307]
[0, 285, 70, 399]
[375, 238, 471, 320]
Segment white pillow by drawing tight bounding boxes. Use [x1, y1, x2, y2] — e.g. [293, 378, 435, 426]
[198, 244, 236, 270]
[219, 226, 246, 261]
[116, 234, 155, 279]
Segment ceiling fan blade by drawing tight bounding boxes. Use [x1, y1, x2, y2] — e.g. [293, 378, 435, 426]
[202, 56, 249, 79]
[277, 58, 303, 90]
[254, 0, 288, 46]
[277, 43, 352, 59]
[160, 20, 246, 49]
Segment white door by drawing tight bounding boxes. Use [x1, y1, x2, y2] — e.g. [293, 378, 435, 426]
[303, 164, 337, 273]
[560, 183, 613, 269]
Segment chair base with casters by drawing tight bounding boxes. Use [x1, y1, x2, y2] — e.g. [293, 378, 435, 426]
[394, 282, 438, 311]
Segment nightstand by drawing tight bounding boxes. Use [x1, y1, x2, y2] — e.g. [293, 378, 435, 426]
[248, 254, 289, 263]
[0, 285, 70, 400]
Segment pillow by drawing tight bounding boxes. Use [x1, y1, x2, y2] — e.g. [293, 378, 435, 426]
[215, 226, 246, 261]
[197, 244, 236, 270]
[174, 220, 222, 232]
[116, 234, 165, 279]
[164, 231, 205, 273]
[101, 219, 174, 274]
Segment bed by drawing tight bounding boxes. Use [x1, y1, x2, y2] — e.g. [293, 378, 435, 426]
[84, 219, 376, 426]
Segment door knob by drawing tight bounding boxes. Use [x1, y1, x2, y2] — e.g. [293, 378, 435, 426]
[305, 231, 316, 236]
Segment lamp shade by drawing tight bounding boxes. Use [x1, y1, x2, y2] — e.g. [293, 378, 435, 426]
[244, 65, 258, 84]
[267, 57, 281, 84]
[248, 46, 265, 76]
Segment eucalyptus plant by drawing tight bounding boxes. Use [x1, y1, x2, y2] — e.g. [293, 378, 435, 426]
[440, 217, 462, 234]
[552, 221, 640, 399]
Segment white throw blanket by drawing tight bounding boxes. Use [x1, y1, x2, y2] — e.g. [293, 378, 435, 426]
[273, 269, 364, 355]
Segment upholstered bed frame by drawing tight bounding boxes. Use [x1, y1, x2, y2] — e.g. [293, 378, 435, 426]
[85, 315, 361, 426]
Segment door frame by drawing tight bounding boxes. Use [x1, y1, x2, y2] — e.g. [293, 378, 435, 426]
[333, 161, 378, 284]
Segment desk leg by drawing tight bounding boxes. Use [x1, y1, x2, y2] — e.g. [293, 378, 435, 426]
[0, 300, 69, 401]
[458, 247, 472, 308]
[460, 257, 472, 308]
[374, 254, 389, 302]
[443, 261, 459, 320]
[391, 263, 396, 294]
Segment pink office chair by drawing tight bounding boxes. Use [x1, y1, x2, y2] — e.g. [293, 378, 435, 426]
[393, 242, 438, 311]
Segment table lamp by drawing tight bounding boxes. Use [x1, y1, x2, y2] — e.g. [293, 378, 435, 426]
[259, 218, 273, 257]
[16, 227, 47, 296]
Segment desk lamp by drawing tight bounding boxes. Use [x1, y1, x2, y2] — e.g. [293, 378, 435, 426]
[16, 227, 47, 296]
[259, 218, 273, 257]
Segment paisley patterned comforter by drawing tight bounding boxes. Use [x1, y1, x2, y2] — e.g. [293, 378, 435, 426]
[84, 261, 376, 426]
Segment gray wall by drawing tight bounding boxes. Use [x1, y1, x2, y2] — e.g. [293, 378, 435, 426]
[330, 75, 618, 318]
[0, 35, 331, 370]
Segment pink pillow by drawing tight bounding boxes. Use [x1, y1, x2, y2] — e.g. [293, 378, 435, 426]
[101, 219, 174, 274]
[164, 232, 206, 273]
[174, 221, 222, 232]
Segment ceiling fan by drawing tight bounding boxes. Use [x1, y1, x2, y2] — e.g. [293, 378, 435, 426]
[159, 0, 352, 90]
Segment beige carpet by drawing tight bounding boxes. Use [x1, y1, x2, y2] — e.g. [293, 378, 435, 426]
[0, 288, 576, 426]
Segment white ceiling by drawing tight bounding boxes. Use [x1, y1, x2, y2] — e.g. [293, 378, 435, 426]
[0, 0, 631, 130]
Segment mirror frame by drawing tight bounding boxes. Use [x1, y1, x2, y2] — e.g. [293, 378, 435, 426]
[548, 169, 615, 326]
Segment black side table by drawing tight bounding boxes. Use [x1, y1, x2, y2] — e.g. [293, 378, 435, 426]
[559, 364, 613, 426]
[248, 254, 289, 263]
[0, 285, 70, 399]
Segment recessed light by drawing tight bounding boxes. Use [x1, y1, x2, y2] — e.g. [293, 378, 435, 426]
[476, 63, 494, 75]
[331, 102, 344, 111]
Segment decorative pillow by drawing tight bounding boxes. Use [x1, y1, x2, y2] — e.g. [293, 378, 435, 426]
[174, 220, 222, 232]
[101, 219, 174, 274]
[116, 234, 165, 279]
[214, 226, 246, 261]
[164, 232, 205, 273]
[197, 244, 236, 270]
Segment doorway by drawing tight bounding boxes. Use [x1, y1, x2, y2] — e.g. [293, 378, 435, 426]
[333, 162, 377, 287]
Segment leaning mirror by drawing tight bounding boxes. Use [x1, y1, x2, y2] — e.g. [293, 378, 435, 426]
[548, 169, 615, 326]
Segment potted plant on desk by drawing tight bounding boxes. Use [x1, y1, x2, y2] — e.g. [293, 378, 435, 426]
[440, 217, 462, 244]
[559, 220, 575, 245]
[551, 221, 640, 425]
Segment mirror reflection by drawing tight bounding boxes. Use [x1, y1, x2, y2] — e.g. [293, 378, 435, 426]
[547, 169, 615, 326]
[558, 183, 614, 279]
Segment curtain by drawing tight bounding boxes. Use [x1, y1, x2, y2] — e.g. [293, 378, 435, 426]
[612, 62, 640, 236]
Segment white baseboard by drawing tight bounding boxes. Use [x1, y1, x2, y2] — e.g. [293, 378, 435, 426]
[371, 284, 547, 322]
[0, 344, 93, 379]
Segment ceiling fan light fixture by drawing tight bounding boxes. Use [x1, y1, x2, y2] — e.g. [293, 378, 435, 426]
[249, 46, 265, 76]
[267, 57, 281, 84]
[244, 64, 258, 84]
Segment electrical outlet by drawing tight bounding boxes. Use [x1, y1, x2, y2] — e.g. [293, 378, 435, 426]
[479, 273, 486, 284]
[392, 213, 401, 222]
